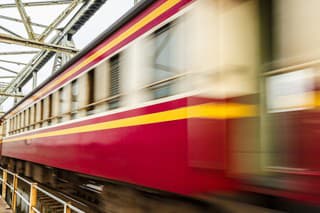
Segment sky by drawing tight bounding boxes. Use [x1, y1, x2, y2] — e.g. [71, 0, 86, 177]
[0, 0, 134, 111]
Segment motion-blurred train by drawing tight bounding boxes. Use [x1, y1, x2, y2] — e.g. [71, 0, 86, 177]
[1, 0, 320, 212]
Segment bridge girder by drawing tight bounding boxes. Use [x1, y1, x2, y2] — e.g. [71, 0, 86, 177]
[0, 1, 73, 9]
[0, 0, 109, 111]
[0, 0, 84, 107]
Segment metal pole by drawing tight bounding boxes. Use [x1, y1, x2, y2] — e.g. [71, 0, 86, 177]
[12, 174, 18, 212]
[0, 33, 79, 54]
[15, 0, 35, 40]
[1, 169, 7, 199]
[29, 183, 37, 213]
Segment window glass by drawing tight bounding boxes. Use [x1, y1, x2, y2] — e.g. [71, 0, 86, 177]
[58, 89, 63, 123]
[109, 55, 120, 109]
[150, 23, 179, 99]
[23, 110, 27, 131]
[39, 100, 44, 127]
[48, 95, 53, 125]
[21, 111, 25, 132]
[31, 105, 36, 130]
[2, 121, 6, 137]
[71, 80, 79, 119]
[87, 70, 95, 115]
[14, 116, 17, 133]
[28, 107, 31, 129]
[9, 118, 13, 135]
[17, 113, 21, 133]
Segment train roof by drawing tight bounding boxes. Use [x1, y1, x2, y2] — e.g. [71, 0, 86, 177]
[1, 0, 156, 120]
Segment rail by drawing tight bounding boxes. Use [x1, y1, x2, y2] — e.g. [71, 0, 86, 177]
[0, 167, 85, 213]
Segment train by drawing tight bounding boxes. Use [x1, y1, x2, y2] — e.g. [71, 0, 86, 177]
[1, 0, 320, 212]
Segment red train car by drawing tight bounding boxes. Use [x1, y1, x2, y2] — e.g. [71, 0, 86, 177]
[1, 0, 320, 212]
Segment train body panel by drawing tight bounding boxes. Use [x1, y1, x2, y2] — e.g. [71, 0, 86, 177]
[1, 96, 253, 195]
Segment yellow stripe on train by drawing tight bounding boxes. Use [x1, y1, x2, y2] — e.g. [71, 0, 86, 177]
[3, 103, 257, 143]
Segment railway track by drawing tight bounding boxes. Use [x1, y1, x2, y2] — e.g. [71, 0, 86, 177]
[0, 167, 94, 213]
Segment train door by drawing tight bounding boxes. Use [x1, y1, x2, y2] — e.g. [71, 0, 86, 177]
[259, 0, 320, 196]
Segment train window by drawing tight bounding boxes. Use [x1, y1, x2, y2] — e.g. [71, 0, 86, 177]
[2, 121, 6, 137]
[87, 69, 95, 115]
[39, 100, 44, 127]
[14, 117, 16, 133]
[15, 114, 18, 133]
[6, 121, 8, 136]
[12, 118, 14, 134]
[23, 110, 26, 131]
[24, 110, 27, 131]
[109, 54, 120, 109]
[48, 94, 53, 126]
[93, 63, 108, 113]
[7, 119, 9, 135]
[71, 80, 79, 119]
[8, 119, 10, 135]
[12, 117, 15, 134]
[12, 118, 15, 134]
[21, 112, 24, 131]
[35, 102, 41, 128]
[58, 88, 63, 123]
[35, 105, 38, 129]
[12, 117, 14, 134]
[6, 121, 9, 136]
[16, 115, 19, 133]
[24, 110, 28, 131]
[43, 98, 49, 127]
[20, 113, 22, 132]
[21, 111, 25, 132]
[20, 112, 23, 132]
[19, 113, 22, 132]
[17, 114, 20, 133]
[8, 119, 11, 135]
[17, 113, 20, 133]
[12, 116, 15, 134]
[30, 105, 35, 130]
[28, 107, 31, 130]
[8, 118, 11, 135]
[15, 115, 18, 133]
[15, 116, 17, 133]
[17, 115, 19, 133]
[149, 23, 177, 99]
[23, 111, 26, 131]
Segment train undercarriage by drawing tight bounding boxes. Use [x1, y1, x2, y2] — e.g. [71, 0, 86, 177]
[0, 157, 225, 213]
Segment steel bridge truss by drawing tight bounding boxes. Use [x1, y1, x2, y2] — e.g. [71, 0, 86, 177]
[0, 0, 108, 111]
